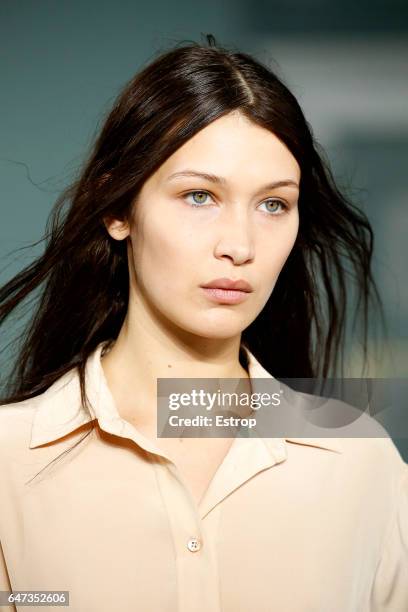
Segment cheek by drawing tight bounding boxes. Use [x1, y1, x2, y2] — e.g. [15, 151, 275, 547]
[137, 217, 194, 283]
[263, 218, 299, 266]
[281, 214, 299, 260]
[255, 233, 298, 303]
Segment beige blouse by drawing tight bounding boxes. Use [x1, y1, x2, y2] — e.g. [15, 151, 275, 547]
[0, 341, 407, 611]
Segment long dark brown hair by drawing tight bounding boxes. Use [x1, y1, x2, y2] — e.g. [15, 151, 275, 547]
[0, 34, 386, 418]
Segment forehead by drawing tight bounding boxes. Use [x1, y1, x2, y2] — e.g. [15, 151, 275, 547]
[150, 112, 301, 188]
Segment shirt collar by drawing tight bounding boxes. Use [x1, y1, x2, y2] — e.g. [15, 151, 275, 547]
[29, 340, 342, 454]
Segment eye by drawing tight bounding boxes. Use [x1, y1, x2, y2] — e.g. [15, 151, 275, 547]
[183, 190, 213, 207]
[182, 191, 289, 214]
[258, 198, 288, 215]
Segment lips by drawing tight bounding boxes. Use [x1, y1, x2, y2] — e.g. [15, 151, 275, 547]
[201, 277, 253, 292]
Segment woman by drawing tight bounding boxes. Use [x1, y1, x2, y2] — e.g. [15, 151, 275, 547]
[0, 35, 407, 611]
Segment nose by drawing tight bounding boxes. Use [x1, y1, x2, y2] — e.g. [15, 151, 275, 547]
[214, 207, 255, 265]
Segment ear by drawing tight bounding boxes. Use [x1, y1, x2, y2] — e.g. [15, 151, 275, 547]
[103, 216, 130, 241]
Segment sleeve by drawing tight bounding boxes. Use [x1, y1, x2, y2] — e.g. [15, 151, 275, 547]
[370, 466, 408, 611]
[0, 539, 16, 612]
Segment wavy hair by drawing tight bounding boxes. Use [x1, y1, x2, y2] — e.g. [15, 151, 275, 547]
[0, 34, 386, 418]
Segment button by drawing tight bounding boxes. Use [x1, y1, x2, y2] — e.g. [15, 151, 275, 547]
[187, 537, 202, 552]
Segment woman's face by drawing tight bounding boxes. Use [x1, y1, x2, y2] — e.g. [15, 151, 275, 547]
[107, 111, 300, 340]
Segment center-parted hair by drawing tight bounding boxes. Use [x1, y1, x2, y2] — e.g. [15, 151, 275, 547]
[0, 34, 385, 414]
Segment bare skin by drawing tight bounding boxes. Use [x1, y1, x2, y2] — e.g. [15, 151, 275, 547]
[102, 110, 300, 507]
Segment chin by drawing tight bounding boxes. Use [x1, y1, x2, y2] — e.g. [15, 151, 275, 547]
[198, 329, 243, 340]
[180, 317, 248, 340]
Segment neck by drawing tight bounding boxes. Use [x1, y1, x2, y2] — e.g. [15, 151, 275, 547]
[100, 309, 249, 427]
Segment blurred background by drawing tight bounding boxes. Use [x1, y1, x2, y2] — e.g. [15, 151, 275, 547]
[1, 0, 407, 457]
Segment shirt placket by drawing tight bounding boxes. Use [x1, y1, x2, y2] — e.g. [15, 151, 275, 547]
[151, 435, 285, 612]
[154, 458, 222, 612]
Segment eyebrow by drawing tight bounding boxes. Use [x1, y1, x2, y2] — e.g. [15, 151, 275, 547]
[166, 170, 299, 195]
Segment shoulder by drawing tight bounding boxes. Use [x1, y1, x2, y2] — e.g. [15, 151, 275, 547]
[0, 366, 82, 452]
[338, 435, 407, 471]
[278, 383, 406, 470]
[0, 395, 44, 453]
[290, 386, 406, 468]
[336, 436, 408, 515]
